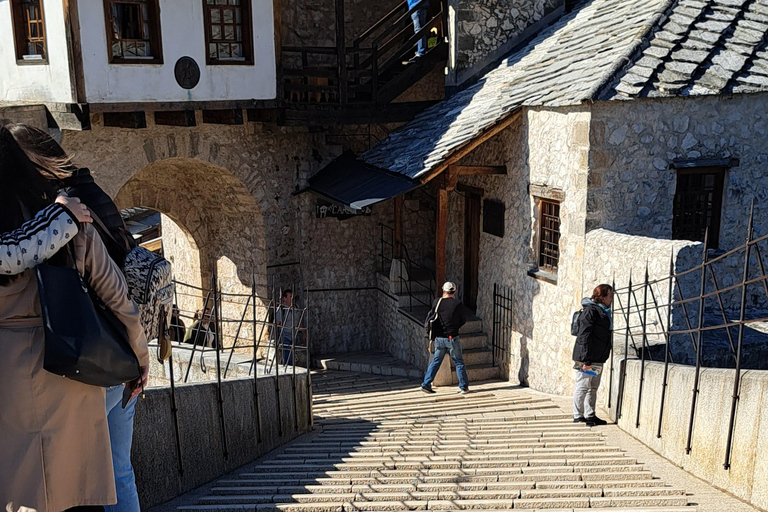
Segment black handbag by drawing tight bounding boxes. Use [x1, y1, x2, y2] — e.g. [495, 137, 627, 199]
[36, 248, 141, 387]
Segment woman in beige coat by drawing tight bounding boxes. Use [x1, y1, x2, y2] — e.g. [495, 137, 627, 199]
[0, 127, 149, 512]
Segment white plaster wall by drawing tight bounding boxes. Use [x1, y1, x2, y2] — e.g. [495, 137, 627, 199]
[0, 0, 74, 103]
[77, 0, 276, 103]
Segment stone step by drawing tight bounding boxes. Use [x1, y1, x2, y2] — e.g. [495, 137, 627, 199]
[457, 334, 489, 350]
[460, 317, 483, 334]
[453, 364, 501, 384]
[461, 348, 493, 367]
[180, 506, 696, 512]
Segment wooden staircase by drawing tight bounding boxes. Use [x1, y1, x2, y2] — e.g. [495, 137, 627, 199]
[280, 0, 447, 124]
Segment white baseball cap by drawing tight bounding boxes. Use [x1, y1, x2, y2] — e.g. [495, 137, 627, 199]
[442, 282, 457, 293]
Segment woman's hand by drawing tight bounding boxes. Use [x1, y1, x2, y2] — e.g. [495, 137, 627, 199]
[126, 366, 149, 399]
[55, 194, 92, 224]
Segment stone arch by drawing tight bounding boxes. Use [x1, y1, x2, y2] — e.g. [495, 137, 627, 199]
[115, 158, 267, 297]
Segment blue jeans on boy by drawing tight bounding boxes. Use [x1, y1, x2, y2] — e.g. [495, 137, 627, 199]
[422, 336, 469, 391]
[410, 3, 429, 56]
[282, 335, 294, 366]
[105, 385, 140, 512]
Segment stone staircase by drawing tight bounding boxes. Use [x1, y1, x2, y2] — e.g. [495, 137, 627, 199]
[179, 371, 694, 512]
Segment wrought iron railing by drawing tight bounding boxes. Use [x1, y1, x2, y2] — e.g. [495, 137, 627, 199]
[147, 269, 312, 476]
[491, 283, 513, 369]
[379, 223, 435, 311]
[613, 201, 767, 470]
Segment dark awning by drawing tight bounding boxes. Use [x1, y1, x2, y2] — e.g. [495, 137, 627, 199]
[306, 152, 421, 211]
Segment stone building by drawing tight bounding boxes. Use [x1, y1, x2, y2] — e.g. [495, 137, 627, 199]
[307, 0, 768, 395]
[2, 0, 766, 396]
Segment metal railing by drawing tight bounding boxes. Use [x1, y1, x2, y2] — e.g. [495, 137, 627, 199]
[149, 268, 312, 477]
[379, 223, 435, 311]
[613, 201, 767, 470]
[491, 283, 513, 369]
[281, 0, 446, 105]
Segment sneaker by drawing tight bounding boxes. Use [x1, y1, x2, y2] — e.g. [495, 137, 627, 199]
[585, 416, 607, 426]
[460, 388, 470, 395]
[421, 386, 436, 394]
[573, 417, 586, 423]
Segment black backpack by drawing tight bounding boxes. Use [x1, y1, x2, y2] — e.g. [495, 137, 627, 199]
[570, 309, 582, 336]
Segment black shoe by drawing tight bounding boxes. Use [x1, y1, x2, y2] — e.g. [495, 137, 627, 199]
[585, 416, 607, 426]
[573, 417, 586, 423]
[421, 386, 436, 394]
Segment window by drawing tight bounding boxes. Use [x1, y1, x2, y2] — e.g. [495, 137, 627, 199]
[482, 199, 505, 238]
[104, 0, 163, 63]
[538, 199, 561, 273]
[203, 0, 254, 65]
[10, 0, 47, 62]
[672, 167, 725, 249]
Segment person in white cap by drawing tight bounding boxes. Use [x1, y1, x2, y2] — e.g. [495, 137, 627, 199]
[421, 281, 470, 394]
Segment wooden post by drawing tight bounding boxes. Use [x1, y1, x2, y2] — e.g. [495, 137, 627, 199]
[335, 0, 348, 104]
[436, 188, 448, 294]
[394, 196, 403, 259]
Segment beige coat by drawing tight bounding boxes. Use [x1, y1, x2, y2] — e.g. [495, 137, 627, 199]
[0, 224, 149, 512]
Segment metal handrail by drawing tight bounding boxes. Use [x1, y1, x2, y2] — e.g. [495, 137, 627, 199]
[379, 223, 435, 311]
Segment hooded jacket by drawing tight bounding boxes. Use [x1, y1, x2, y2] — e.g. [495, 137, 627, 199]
[572, 298, 612, 366]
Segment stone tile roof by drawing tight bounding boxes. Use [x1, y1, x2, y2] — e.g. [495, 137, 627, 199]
[362, 0, 673, 179]
[608, 0, 768, 99]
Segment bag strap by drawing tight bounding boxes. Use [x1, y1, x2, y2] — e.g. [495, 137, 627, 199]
[90, 210, 133, 255]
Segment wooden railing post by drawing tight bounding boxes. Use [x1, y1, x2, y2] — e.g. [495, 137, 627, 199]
[335, 0, 348, 103]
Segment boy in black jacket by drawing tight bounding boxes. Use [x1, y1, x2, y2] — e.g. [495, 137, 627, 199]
[573, 284, 613, 426]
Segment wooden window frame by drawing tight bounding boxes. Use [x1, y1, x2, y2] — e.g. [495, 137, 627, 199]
[537, 198, 561, 274]
[10, 0, 48, 64]
[672, 166, 726, 250]
[202, 0, 254, 66]
[103, 0, 164, 65]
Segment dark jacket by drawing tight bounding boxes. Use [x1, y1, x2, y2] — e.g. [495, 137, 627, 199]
[425, 296, 468, 339]
[61, 168, 135, 266]
[572, 298, 612, 365]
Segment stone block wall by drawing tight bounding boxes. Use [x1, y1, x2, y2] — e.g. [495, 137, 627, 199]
[612, 360, 768, 511]
[133, 374, 310, 509]
[452, 0, 563, 85]
[453, 106, 590, 394]
[588, 94, 768, 316]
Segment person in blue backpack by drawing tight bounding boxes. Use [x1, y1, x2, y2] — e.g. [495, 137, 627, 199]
[572, 284, 613, 427]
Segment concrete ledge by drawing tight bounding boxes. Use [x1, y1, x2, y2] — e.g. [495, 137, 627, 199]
[612, 360, 768, 510]
[134, 373, 311, 509]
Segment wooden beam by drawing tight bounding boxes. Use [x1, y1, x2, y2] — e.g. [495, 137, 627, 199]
[63, 0, 86, 103]
[394, 196, 403, 259]
[449, 165, 506, 176]
[456, 183, 484, 197]
[435, 188, 448, 296]
[420, 108, 522, 185]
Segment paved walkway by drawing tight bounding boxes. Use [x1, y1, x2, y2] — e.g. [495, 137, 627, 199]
[175, 370, 761, 512]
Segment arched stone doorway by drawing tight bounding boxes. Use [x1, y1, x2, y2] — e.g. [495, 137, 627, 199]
[115, 157, 266, 294]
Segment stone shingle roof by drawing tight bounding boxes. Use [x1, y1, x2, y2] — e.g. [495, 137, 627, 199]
[608, 0, 768, 98]
[362, 0, 768, 180]
[362, 0, 673, 179]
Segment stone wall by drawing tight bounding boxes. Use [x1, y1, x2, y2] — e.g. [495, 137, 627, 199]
[133, 373, 310, 509]
[452, 0, 563, 85]
[453, 106, 590, 394]
[377, 274, 432, 370]
[588, 94, 768, 316]
[161, 213, 203, 317]
[298, 193, 392, 355]
[611, 360, 768, 511]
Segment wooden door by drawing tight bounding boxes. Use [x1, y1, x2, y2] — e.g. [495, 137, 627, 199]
[464, 194, 481, 311]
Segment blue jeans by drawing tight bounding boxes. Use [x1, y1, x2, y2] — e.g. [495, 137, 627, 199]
[410, 5, 429, 56]
[282, 335, 294, 366]
[105, 385, 140, 512]
[422, 337, 469, 390]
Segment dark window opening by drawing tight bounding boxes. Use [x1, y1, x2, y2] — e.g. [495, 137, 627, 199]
[11, 0, 47, 62]
[203, 0, 253, 65]
[482, 199, 505, 238]
[672, 167, 725, 249]
[104, 0, 163, 63]
[538, 199, 560, 273]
